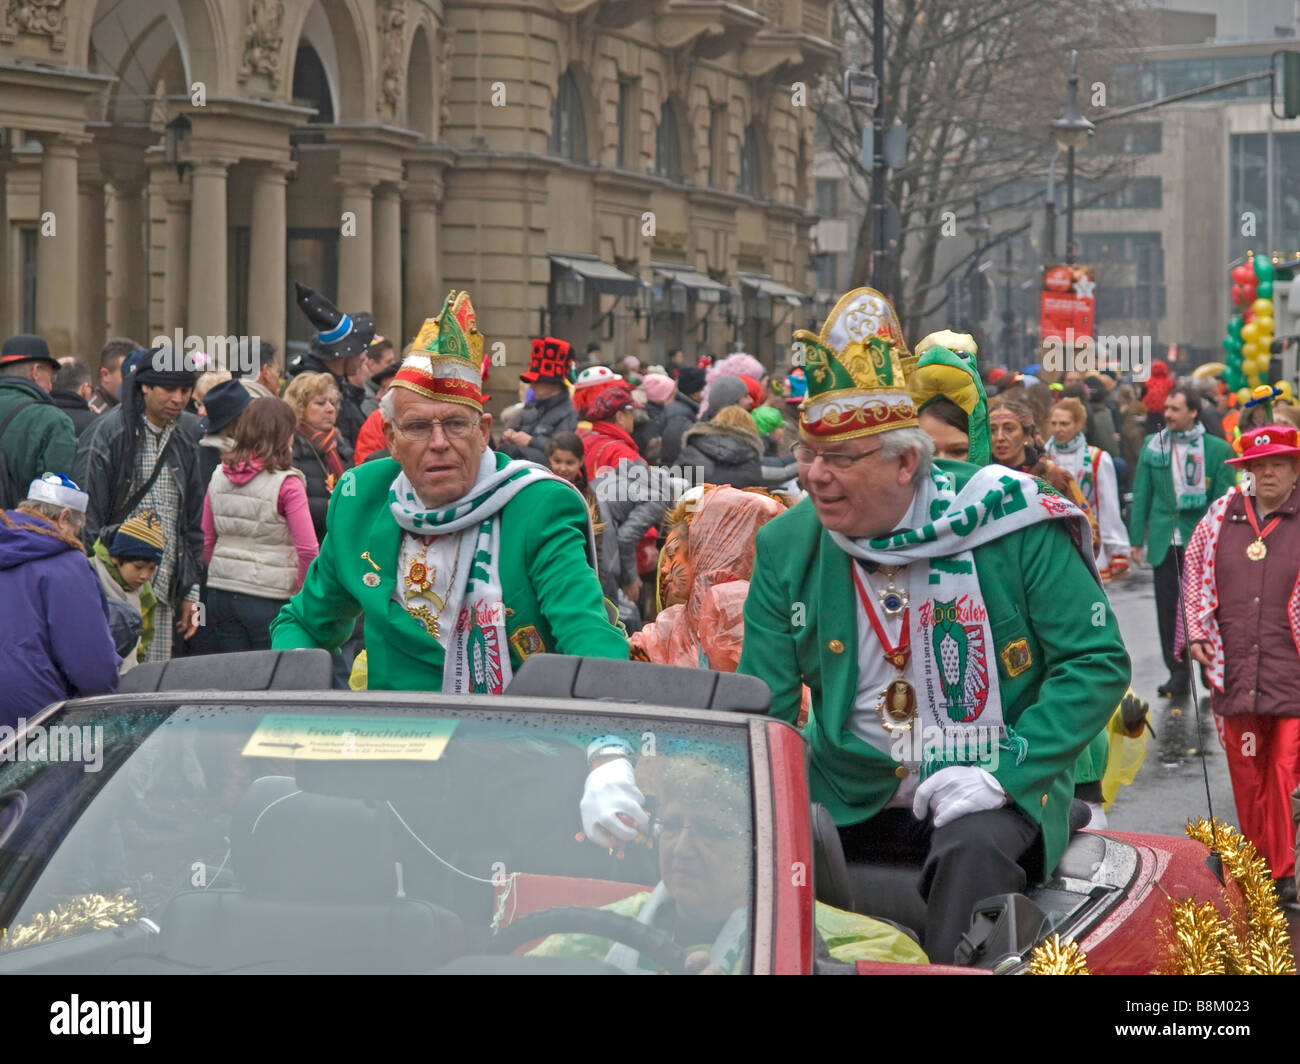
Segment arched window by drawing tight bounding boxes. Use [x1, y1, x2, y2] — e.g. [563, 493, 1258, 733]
[654, 100, 682, 181]
[738, 122, 762, 196]
[549, 68, 587, 162]
[292, 44, 334, 124]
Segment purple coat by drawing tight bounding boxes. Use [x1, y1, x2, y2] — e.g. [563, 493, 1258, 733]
[0, 509, 119, 726]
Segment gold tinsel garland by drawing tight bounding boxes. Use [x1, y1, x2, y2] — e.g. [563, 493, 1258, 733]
[1029, 933, 1091, 974]
[0, 891, 140, 953]
[1159, 819, 1295, 975]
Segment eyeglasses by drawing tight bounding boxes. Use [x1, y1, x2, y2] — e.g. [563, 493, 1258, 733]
[792, 443, 884, 470]
[393, 414, 481, 442]
[652, 815, 743, 844]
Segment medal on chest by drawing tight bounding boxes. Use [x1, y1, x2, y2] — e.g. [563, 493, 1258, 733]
[403, 536, 455, 638]
[853, 563, 916, 733]
[1243, 495, 1282, 563]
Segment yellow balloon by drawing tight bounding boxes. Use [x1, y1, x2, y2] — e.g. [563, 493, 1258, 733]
[1257, 316, 1275, 335]
[1242, 322, 1260, 342]
[1279, 381, 1294, 399]
[1238, 387, 1252, 404]
[1242, 341, 1260, 359]
[1253, 298, 1274, 316]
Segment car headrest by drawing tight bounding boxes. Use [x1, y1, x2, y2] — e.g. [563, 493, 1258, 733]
[231, 776, 399, 901]
[810, 802, 854, 912]
[1067, 798, 1091, 837]
[119, 649, 334, 694]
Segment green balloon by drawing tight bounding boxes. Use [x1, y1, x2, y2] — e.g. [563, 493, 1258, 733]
[1228, 315, 1243, 338]
[1255, 256, 1275, 281]
[1258, 279, 1273, 298]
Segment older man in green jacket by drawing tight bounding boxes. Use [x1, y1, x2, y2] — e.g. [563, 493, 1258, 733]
[272, 290, 627, 690]
[737, 288, 1130, 964]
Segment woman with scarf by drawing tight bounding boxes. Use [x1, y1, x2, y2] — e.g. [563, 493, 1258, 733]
[988, 397, 1099, 555]
[284, 371, 353, 542]
[1046, 397, 1129, 580]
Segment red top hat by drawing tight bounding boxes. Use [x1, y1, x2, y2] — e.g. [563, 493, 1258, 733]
[1228, 424, 1300, 466]
[520, 336, 575, 384]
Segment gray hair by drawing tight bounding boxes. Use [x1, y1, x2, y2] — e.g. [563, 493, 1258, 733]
[18, 499, 86, 533]
[379, 386, 395, 423]
[878, 426, 935, 485]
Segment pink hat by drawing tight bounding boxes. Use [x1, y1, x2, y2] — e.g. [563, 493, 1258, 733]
[642, 373, 677, 405]
[1227, 424, 1300, 467]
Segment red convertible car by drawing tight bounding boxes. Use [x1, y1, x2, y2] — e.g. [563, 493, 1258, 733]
[0, 652, 1225, 974]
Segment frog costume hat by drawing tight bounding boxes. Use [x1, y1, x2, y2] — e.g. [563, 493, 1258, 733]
[909, 330, 991, 466]
[791, 287, 917, 442]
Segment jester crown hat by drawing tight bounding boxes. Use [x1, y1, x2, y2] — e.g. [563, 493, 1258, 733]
[391, 290, 486, 411]
[793, 286, 917, 441]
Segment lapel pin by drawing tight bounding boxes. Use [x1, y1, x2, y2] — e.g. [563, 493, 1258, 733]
[361, 551, 381, 571]
[363, 572, 381, 588]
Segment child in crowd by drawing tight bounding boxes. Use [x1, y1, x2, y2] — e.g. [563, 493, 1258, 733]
[89, 509, 163, 673]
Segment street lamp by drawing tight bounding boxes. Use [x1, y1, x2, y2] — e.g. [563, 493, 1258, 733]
[555, 269, 585, 309]
[164, 113, 191, 181]
[964, 197, 992, 329]
[1050, 50, 1095, 266]
[999, 242, 1015, 367]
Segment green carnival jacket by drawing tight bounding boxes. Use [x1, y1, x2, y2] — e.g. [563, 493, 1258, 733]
[270, 454, 629, 689]
[737, 459, 1130, 876]
[1128, 431, 1236, 567]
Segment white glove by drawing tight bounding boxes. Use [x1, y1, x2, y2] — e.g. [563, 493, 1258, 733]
[580, 758, 649, 848]
[912, 765, 1007, 828]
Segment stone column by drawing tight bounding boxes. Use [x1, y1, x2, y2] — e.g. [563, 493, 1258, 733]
[35, 135, 82, 356]
[372, 183, 403, 339]
[403, 162, 445, 340]
[109, 180, 147, 342]
[157, 179, 191, 339]
[248, 162, 289, 357]
[337, 179, 375, 311]
[187, 159, 230, 342]
[77, 156, 108, 362]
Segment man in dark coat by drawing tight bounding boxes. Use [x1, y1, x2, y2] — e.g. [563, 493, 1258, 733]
[657, 365, 706, 467]
[74, 347, 203, 662]
[50, 359, 98, 436]
[287, 284, 374, 449]
[0, 334, 77, 506]
[500, 336, 578, 465]
[0, 473, 119, 722]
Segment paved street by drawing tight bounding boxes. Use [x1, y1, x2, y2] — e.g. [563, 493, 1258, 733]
[1105, 564, 1237, 837]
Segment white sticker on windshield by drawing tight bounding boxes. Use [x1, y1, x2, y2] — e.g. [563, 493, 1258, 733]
[241, 715, 458, 761]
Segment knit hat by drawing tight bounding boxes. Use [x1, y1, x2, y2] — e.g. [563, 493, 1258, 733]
[784, 368, 807, 403]
[26, 472, 88, 513]
[391, 290, 486, 412]
[793, 286, 916, 442]
[751, 405, 783, 436]
[677, 366, 707, 398]
[740, 376, 765, 408]
[707, 375, 747, 413]
[573, 365, 625, 418]
[110, 509, 165, 564]
[642, 373, 677, 405]
[521, 336, 576, 384]
[587, 384, 636, 423]
[0, 333, 58, 370]
[294, 282, 375, 360]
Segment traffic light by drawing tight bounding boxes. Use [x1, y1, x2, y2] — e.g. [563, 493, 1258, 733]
[1282, 52, 1300, 119]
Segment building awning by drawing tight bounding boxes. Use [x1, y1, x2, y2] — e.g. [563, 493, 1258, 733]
[652, 262, 734, 304]
[738, 272, 807, 306]
[549, 252, 642, 296]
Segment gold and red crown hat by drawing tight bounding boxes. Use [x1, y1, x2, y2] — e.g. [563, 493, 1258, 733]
[793, 287, 917, 442]
[391, 290, 486, 411]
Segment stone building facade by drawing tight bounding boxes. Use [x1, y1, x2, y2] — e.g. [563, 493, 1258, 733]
[0, 0, 833, 406]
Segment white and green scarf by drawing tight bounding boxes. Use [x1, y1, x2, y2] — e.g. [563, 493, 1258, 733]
[388, 450, 594, 694]
[830, 464, 1098, 774]
[1145, 424, 1206, 510]
[1046, 432, 1096, 508]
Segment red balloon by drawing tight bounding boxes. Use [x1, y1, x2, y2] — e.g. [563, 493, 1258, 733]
[1232, 285, 1246, 305]
[1244, 308, 1255, 322]
[1233, 264, 1252, 284]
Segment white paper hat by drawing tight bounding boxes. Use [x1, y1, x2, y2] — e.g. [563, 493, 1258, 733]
[27, 472, 89, 513]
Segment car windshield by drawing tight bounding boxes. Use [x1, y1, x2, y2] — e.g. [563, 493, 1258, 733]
[0, 700, 754, 974]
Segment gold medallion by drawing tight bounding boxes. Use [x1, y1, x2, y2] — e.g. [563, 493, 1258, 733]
[1247, 539, 1267, 561]
[876, 679, 918, 733]
[406, 558, 432, 592]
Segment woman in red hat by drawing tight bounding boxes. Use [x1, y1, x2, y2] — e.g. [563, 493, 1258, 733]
[1183, 424, 1300, 901]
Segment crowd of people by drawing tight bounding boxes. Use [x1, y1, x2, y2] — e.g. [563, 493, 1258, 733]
[4, 278, 1300, 962]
